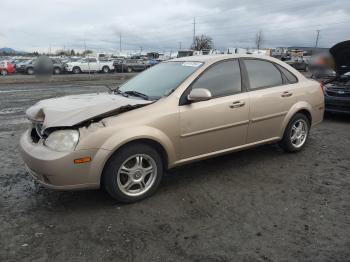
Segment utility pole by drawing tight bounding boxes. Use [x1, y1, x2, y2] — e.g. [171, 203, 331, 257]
[119, 33, 122, 54]
[84, 40, 91, 79]
[178, 41, 182, 50]
[192, 17, 196, 48]
[315, 30, 320, 48]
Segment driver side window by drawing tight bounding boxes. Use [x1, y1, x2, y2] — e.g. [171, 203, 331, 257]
[191, 60, 241, 98]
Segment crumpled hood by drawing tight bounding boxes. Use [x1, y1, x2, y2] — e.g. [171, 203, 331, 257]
[26, 92, 152, 128]
[330, 40, 350, 75]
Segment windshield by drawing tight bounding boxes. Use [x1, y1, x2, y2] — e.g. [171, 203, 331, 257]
[118, 61, 203, 100]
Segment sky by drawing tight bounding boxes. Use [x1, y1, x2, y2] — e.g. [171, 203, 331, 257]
[1, 0, 349, 53]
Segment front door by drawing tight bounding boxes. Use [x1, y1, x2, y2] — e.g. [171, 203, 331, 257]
[179, 59, 250, 160]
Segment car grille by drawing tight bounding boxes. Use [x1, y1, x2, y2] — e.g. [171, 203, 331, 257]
[326, 89, 350, 98]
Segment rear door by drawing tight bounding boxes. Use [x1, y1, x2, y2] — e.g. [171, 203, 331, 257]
[179, 59, 250, 159]
[242, 59, 298, 143]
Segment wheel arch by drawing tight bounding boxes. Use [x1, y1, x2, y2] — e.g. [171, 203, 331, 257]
[296, 109, 312, 125]
[72, 66, 81, 72]
[100, 137, 171, 187]
[280, 102, 313, 137]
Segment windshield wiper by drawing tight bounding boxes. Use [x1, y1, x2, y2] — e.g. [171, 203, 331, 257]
[124, 90, 150, 100]
[113, 86, 128, 97]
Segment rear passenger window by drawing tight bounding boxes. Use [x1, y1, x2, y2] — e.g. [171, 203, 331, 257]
[276, 64, 298, 84]
[192, 60, 241, 97]
[244, 59, 283, 89]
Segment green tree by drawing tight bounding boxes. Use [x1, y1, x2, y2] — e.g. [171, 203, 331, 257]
[82, 50, 93, 55]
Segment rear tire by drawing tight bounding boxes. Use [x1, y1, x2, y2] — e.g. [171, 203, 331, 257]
[72, 67, 81, 74]
[0, 69, 7, 76]
[127, 67, 133, 73]
[279, 113, 310, 152]
[102, 66, 110, 73]
[103, 143, 163, 203]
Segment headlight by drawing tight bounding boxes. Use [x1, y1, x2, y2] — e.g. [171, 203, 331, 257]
[44, 130, 79, 152]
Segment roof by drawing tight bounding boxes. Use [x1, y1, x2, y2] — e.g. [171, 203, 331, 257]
[171, 54, 282, 64]
[170, 54, 307, 81]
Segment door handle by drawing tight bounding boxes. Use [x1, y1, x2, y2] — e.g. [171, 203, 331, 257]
[281, 91, 293, 97]
[230, 101, 245, 108]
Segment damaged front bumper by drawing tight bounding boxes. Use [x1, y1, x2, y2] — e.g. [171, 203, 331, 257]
[20, 129, 111, 190]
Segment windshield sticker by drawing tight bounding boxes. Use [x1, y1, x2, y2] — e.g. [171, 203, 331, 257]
[182, 62, 202, 67]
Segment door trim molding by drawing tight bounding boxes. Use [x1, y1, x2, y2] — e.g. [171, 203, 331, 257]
[173, 136, 280, 167]
[251, 111, 287, 123]
[181, 120, 249, 138]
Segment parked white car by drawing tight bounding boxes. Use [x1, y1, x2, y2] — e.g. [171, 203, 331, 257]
[65, 57, 114, 74]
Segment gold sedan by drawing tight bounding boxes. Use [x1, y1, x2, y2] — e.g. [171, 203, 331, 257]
[20, 54, 324, 202]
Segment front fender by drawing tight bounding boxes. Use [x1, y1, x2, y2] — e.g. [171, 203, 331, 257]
[101, 126, 177, 168]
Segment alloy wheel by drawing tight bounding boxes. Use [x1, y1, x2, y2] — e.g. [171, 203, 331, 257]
[117, 154, 157, 197]
[290, 119, 308, 148]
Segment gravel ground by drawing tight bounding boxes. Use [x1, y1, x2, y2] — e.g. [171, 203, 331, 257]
[0, 80, 349, 262]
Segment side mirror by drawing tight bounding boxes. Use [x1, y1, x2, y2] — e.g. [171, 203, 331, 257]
[187, 88, 212, 102]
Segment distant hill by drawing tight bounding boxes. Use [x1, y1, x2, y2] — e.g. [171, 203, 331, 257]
[0, 47, 27, 54]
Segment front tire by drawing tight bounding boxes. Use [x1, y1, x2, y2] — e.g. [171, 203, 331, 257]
[279, 113, 310, 152]
[0, 69, 7, 76]
[53, 67, 61, 74]
[103, 143, 163, 203]
[127, 67, 133, 73]
[27, 67, 34, 75]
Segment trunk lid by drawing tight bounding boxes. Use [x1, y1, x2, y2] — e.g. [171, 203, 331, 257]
[329, 40, 350, 75]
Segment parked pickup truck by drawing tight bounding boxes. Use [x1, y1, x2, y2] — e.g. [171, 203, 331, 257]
[65, 57, 114, 74]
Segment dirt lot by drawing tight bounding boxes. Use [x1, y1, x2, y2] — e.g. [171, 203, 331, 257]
[0, 79, 349, 262]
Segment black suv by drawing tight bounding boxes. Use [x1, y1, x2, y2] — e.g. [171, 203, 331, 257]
[17, 58, 66, 75]
[114, 59, 149, 73]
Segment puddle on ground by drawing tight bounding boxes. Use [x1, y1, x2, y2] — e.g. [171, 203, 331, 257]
[0, 107, 24, 115]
